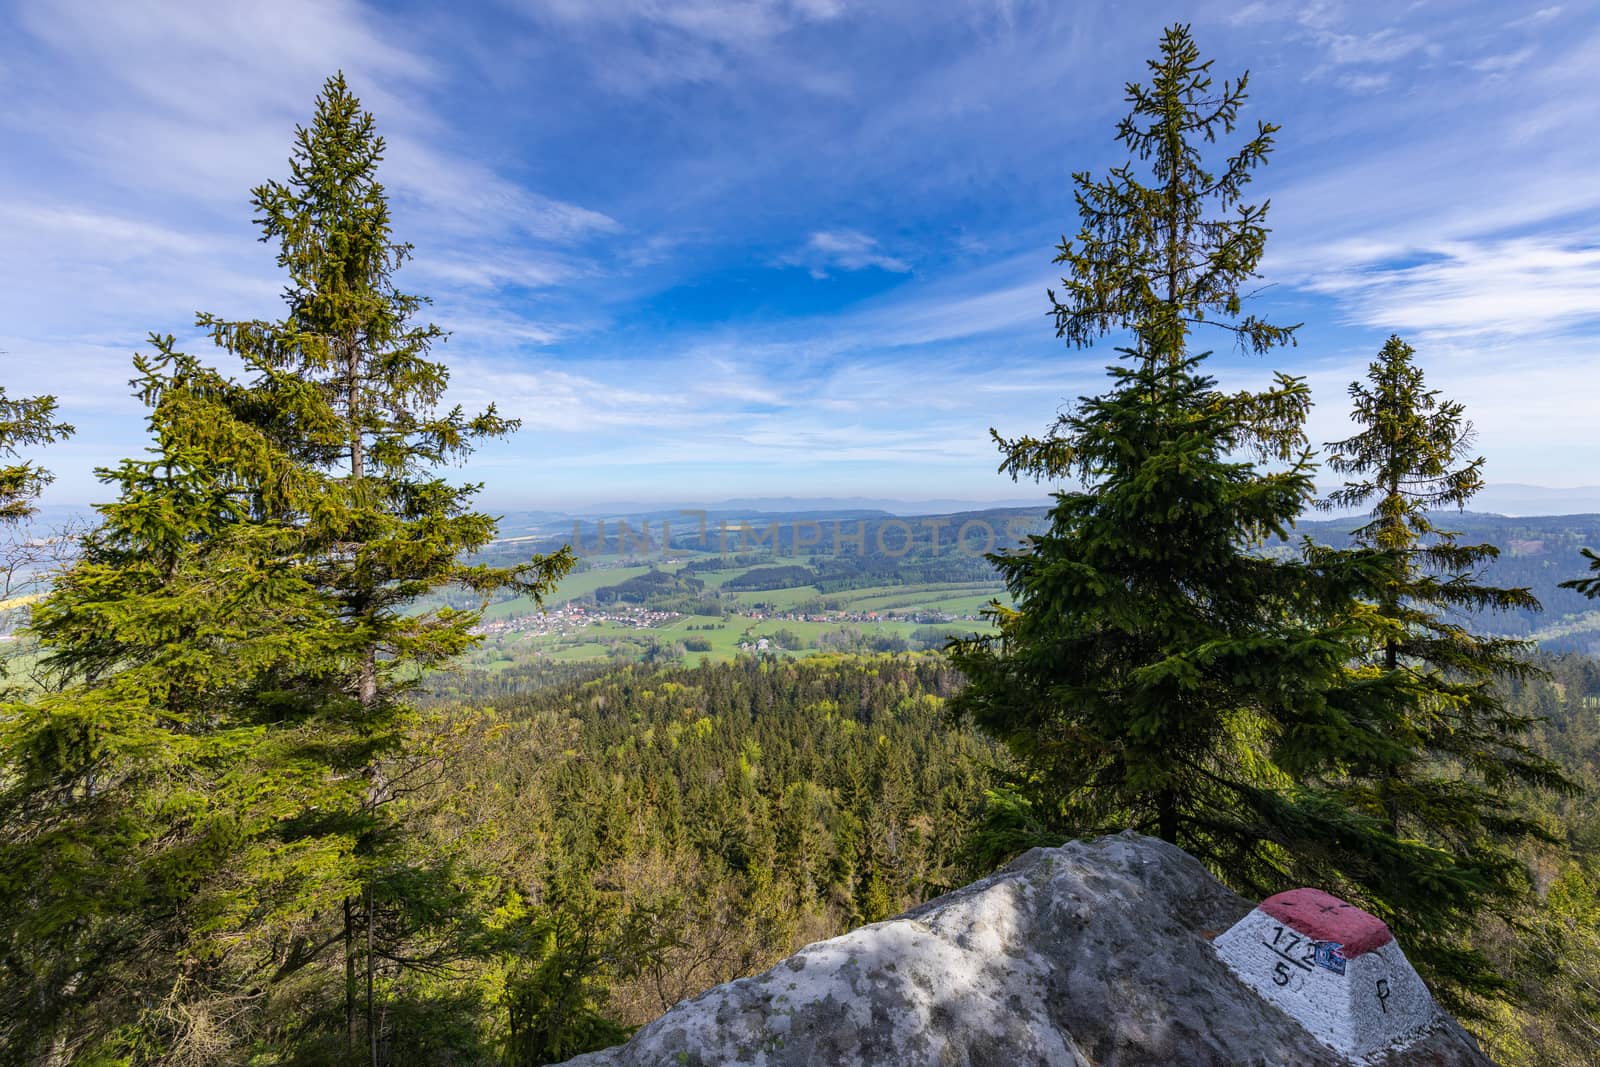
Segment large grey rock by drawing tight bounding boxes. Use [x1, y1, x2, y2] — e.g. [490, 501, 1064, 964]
[559, 833, 1492, 1066]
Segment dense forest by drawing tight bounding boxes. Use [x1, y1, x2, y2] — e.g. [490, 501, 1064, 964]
[2, 22, 1598, 1067]
[1280, 513, 1600, 649]
[473, 649, 1589, 1065]
[406, 655, 989, 1064]
[206, 651, 1600, 1063]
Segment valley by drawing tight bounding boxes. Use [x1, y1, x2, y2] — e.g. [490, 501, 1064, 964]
[426, 505, 1600, 694]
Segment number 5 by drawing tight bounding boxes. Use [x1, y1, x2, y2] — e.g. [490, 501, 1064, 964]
[1273, 961, 1291, 986]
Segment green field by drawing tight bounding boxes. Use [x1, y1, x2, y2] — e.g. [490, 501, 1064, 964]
[461, 603, 994, 673]
[477, 563, 655, 619]
[819, 582, 998, 614]
[447, 556, 1010, 676]
[905, 592, 1002, 615]
[722, 584, 826, 609]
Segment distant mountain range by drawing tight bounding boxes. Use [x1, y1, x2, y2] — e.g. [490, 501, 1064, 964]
[479, 484, 1600, 528]
[484, 496, 1053, 523]
[1452, 484, 1600, 517]
[34, 484, 1600, 531]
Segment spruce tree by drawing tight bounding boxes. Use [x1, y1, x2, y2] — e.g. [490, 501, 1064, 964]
[1, 74, 571, 1064]
[187, 73, 573, 1059]
[952, 26, 1537, 1004]
[0, 381, 72, 689]
[956, 355, 1403, 871]
[1, 374, 340, 1062]
[1323, 334, 1565, 812]
[0, 385, 72, 523]
[996, 22, 1303, 483]
[1321, 336, 1574, 990]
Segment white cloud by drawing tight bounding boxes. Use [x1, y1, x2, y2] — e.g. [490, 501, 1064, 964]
[1337, 72, 1391, 93]
[515, 0, 849, 92]
[1259, 18, 1600, 358]
[528, 0, 844, 47]
[1227, 2, 1275, 26]
[0, 202, 281, 335]
[0, 0, 640, 506]
[3, 0, 616, 260]
[1510, 6, 1564, 27]
[786, 230, 912, 278]
[0, 204, 217, 260]
[1315, 26, 1429, 67]
[410, 250, 578, 291]
[383, 138, 620, 244]
[447, 360, 693, 432]
[1470, 46, 1536, 74]
[1300, 237, 1600, 341]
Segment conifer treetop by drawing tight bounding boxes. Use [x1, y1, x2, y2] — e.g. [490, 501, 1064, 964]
[1325, 335, 1482, 527]
[0, 388, 72, 524]
[200, 72, 516, 489]
[1322, 334, 1532, 612]
[998, 24, 1303, 483]
[1051, 23, 1296, 366]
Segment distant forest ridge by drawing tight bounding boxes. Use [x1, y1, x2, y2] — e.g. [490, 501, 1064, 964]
[18, 502, 1600, 653]
[459, 506, 1600, 656]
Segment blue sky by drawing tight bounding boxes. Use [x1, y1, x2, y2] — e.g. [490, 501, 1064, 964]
[2, 0, 1597, 510]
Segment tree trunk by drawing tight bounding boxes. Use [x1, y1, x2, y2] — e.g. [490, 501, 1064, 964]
[367, 887, 378, 1067]
[1381, 472, 1402, 835]
[344, 897, 358, 1053]
[346, 335, 364, 482]
[1157, 787, 1179, 844]
[1382, 630, 1401, 835]
[345, 335, 379, 714]
[358, 651, 378, 710]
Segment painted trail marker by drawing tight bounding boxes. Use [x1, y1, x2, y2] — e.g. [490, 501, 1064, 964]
[1214, 888, 1439, 1063]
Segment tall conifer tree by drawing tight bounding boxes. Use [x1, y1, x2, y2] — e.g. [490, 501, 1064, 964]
[1320, 336, 1573, 990]
[952, 26, 1542, 1003]
[190, 73, 573, 1058]
[1, 74, 571, 1064]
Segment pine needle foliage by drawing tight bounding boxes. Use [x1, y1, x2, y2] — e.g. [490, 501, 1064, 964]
[1320, 335, 1577, 998]
[956, 355, 1422, 877]
[0, 387, 72, 523]
[1561, 549, 1600, 600]
[0, 73, 571, 1064]
[954, 27, 1558, 1008]
[996, 23, 1301, 482]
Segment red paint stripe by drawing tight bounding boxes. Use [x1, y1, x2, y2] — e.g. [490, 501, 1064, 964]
[1259, 889, 1393, 957]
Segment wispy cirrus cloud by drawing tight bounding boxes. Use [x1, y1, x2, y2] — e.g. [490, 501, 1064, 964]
[511, 0, 849, 93]
[1300, 237, 1600, 341]
[531, 0, 845, 44]
[382, 138, 621, 244]
[5, 0, 1599, 506]
[1254, 9, 1600, 343]
[784, 230, 913, 279]
[0, 0, 626, 500]
[2, 0, 617, 286]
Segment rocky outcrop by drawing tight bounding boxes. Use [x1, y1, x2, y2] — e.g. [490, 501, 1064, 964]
[559, 833, 1492, 1066]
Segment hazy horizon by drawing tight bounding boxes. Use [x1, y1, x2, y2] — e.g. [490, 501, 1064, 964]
[29, 482, 1600, 523]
